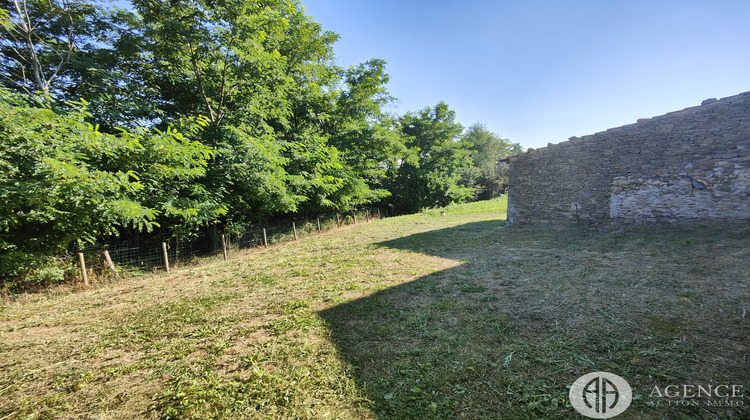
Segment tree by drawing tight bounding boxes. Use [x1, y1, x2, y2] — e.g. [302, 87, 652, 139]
[389, 102, 474, 213]
[128, 0, 324, 222]
[0, 88, 214, 284]
[61, 5, 163, 132]
[0, 0, 115, 101]
[2, 0, 531, 287]
[460, 123, 522, 200]
[129, 0, 335, 130]
[127, 0, 393, 222]
[326, 58, 409, 210]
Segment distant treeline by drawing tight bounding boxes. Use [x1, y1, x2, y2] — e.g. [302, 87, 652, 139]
[0, 0, 521, 284]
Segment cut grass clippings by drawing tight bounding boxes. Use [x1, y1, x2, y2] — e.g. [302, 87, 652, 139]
[0, 196, 748, 419]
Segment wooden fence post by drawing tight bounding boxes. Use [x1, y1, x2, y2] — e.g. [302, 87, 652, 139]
[162, 242, 170, 273]
[78, 252, 89, 286]
[378, 208, 381, 219]
[221, 234, 228, 261]
[366, 210, 370, 223]
[293, 221, 298, 240]
[263, 228, 268, 247]
[352, 211, 357, 224]
[317, 217, 321, 232]
[103, 250, 119, 278]
[336, 213, 340, 228]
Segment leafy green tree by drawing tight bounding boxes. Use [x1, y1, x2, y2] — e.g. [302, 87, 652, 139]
[0, 0, 151, 129]
[61, 5, 164, 132]
[389, 102, 474, 213]
[125, 0, 404, 222]
[127, 0, 356, 224]
[460, 123, 522, 200]
[1, 0, 530, 289]
[325, 58, 409, 210]
[0, 88, 214, 284]
[0, 0, 115, 100]
[83, 116, 225, 234]
[131, 0, 289, 128]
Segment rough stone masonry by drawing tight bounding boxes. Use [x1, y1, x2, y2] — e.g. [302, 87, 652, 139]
[506, 92, 750, 225]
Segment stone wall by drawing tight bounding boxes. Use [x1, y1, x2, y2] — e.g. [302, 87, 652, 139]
[506, 92, 750, 225]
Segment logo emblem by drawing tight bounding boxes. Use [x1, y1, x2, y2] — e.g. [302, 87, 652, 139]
[570, 372, 632, 418]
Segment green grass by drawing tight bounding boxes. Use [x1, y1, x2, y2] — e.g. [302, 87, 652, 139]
[421, 196, 507, 216]
[0, 196, 748, 419]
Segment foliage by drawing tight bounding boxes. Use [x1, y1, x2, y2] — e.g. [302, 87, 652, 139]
[389, 102, 475, 213]
[326, 59, 410, 209]
[0, 0, 523, 283]
[0, 88, 213, 284]
[128, 0, 380, 219]
[0, 0, 116, 100]
[459, 123, 523, 200]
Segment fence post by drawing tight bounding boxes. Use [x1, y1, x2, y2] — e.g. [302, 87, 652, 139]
[293, 221, 298, 240]
[221, 234, 228, 261]
[352, 211, 357, 224]
[78, 252, 89, 286]
[366, 210, 370, 223]
[317, 217, 321, 232]
[378, 208, 381, 219]
[162, 242, 170, 273]
[263, 228, 268, 247]
[103, 250, 119, 278]
[336, 213, 340, 228]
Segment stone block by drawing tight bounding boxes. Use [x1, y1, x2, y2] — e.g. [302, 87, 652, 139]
[506, 91, 750, 225]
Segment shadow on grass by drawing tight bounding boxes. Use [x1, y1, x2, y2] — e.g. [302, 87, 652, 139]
[319, 219, 541, 419]
[319, 220, 750, 419]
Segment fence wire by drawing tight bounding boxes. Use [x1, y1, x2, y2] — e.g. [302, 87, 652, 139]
[69, 208, 386, 280]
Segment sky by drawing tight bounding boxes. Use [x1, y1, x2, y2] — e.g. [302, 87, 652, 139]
[301, 0, 750, 150]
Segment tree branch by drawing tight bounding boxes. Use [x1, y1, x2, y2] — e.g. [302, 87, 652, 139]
[186, 39, 215, 123]
[45, 8, 74, 86]
[215, 36, 234, 125]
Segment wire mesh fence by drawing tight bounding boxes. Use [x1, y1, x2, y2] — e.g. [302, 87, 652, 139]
[68, 208, 386, 283]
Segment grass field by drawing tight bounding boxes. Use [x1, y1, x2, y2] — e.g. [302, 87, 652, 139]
[1, 197, 748, 419]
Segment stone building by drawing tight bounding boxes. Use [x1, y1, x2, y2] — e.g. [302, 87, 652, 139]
[506, 92, 750, 225]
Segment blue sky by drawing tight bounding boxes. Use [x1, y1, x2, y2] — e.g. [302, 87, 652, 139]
[301, 0, 750, 149]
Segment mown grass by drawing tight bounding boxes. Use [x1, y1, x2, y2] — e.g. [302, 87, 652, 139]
[421, 196, 508, 216]
[0, 196, 748, 419]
